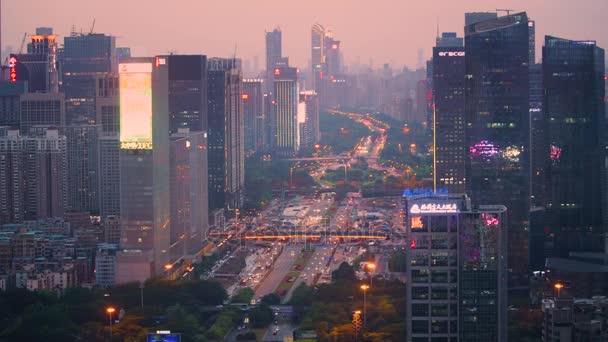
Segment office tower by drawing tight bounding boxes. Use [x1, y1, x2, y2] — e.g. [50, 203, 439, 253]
[0, 128, 67, 223]
[298, 90, 320, 149]
[170, 129, 208, 257]
[433, 32, 466, 194]
[311, 24, 326, 92]
[95, 73, 120, 134]
[404, 193, 507, 342]
[95, 243, 118, 287]
[325, 35, 341, 76]
[9, 28, 59, 93]
[118, 58, 170, 280]
[465, 12, 531, 276]
[530, 63, 545, 206]
[265, 28, 282, 92]
[166, 55, 208, 133]
[243, 79, 265, 151]
[273, 67, 299, 155]
[0, 81, 27, 128]
[103, 215, 121, 245]
[263, 93, 273, 151]
[62, 33, 116, 124]
[543, 36, 606, 258]
[207, 58, 244, 210]
[19, 92, 65, 134]
[99, 135, 120, 218]
[464, 12, 498, 26]
[62, 125, 100, 214]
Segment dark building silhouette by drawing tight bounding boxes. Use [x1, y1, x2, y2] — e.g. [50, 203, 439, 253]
[166, 55, 208, 133]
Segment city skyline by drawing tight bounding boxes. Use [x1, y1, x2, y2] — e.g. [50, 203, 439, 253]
[4, 0, 608, 69]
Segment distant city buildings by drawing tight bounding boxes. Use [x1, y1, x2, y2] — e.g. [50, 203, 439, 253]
[273, 67, 299, 155]
[243, 79, 265, 152]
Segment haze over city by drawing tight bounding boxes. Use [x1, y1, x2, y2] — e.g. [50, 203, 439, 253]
[4, 0, 608, 68]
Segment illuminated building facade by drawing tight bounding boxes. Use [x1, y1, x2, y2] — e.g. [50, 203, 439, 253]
[118, 58, 170, 278]
[166, 55, 208, 133]
[311, 24, 326, 99]
[207, 58, 244, 210]
[433, 32, 466, 194]
[170, 129, 208, 258]
[404, 193, 507, 342]
[10, 28, 59, 93]
[273, 67, 299, 155]
[62, 33, 116, 124]
[465, 12, 531, 276]
[243, 79, 265, 151]
[298, 90, 320, 149]
[543, 36, 606, 258]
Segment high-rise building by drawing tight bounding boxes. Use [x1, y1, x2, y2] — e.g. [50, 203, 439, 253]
[207, 58, 244, 210]
[0, 81, 27, 128]
[165, 55, 208, 133]
[117, 58, 170, 279]
[243, 79, 265, 152]
[433, 32, 466, 194]
[404, 193, 507, 342]
[62, 125, 100, 214]
[9, 28, 59, 93]
[530, 63, 545, 207]
[170, 129, 208, 257]
[311, 24, 326, 92]
[273, 67, 299, 155]
[62, 33, 116, 124]
[0, 128, 67, 223]
[95, 73, 120, 134]
[298, 90, 320, 149]
[19, 92, 65, 134]
[464, 12, 498, 26]
[465, 12, 531, 276]
[99, 134, 120, 218]
[265, 28, 282, 92]
[94, 243, 118, 287]
[543, 36, 606, 259]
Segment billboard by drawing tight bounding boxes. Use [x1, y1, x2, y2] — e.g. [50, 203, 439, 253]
[119, 62, 153, 149]
[147, 333, 180, 342]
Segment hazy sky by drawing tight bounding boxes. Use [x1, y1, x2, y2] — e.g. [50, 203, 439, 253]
[4, 0, 608, 70]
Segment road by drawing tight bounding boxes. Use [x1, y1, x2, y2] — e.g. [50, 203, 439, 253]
[255, 245, 300, 298]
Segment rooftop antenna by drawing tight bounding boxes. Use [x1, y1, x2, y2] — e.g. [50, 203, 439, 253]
[436, 16, 439, 38]
[89, 18, 96, 35]
[496, 9, 514, 16]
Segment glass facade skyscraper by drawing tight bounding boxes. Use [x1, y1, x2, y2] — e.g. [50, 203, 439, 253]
[543, 36, 606, 258]
[465, 13, 531, 276]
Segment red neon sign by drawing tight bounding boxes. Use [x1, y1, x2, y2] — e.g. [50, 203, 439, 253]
[274, 68, 281, 76]
[9, 57, 17, 82]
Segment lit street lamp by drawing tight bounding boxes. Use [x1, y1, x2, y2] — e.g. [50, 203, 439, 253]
[554, 283, 564, 298]
[106, 307, 116, 340]
[360, 284, 370, 330]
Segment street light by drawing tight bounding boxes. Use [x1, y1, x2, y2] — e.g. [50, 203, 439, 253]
[554, 283, 564, 298]
[360, 284, 370, 330]
[106, 307, 116, 340]
[366, 263, 376, 286]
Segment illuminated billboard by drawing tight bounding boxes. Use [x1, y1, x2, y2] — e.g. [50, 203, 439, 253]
[119, 63, 153, 149]
[408, 201, 459, 215]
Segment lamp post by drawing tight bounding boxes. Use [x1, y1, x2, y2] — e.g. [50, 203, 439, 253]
[139, 281, 144, 311]
[554, 283, 564, 298]
[366, 263, 376, 287]
[106, 307, 116, 341]
[352, 310, 362, 341]
[360, 284, 369, 330]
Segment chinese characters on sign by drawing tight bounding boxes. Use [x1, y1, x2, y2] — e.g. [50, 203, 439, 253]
[409, 203, 459, 214]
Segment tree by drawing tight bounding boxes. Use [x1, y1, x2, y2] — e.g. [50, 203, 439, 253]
[236, 331, 257, 341]
[166, 305, 200, 342]
[331, 262, 357, 284]
[232, 288, 255, 304]
[261, 293, 281, 306]
[249, 305, 273, 328]
[289, 283, 313, 307]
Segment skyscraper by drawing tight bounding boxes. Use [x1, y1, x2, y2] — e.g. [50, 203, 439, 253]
[9, 28, 59, 93]
[243, 79, 265, 152]
[298, 90, 320, 149]
[464, 12, 498, 26]
[311, 23, 326, 92]
[207, 58, 244, 210]
[166, 55, 208, 133]
[265, 28, 282, 92]
[0, 127, 67, 223]
[543, 36, 606, 258]
[63, 125, 101, 214]
[0, 81, 27, 129]
[62, 33, 116, 124]
[433, 32, 466, 194]
[99, 134, 120, 218]
[404, 193, 507, 342]
[273, 67, 299, 155]
[19, 92, 65, 134]
[170, 129, 208, 257]
[465, 13, 531, 276]
[117, 58, 170, 280]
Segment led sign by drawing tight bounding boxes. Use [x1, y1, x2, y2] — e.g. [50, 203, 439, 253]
[9, 57, 17, 82]
[438, 51, 465, 57]
[119, 63, 153, 149]
[409, 202, 458, 215]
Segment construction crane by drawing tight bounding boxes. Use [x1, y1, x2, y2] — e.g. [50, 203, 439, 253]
[18, 32, 27, 54]
[89, 18, 96, 35]
[496, 8, 514, 16]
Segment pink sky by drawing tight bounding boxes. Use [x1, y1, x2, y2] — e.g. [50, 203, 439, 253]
[4, 0, 608, 69]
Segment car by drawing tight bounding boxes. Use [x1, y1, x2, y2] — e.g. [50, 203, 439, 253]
[273, 328, 279, 335]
